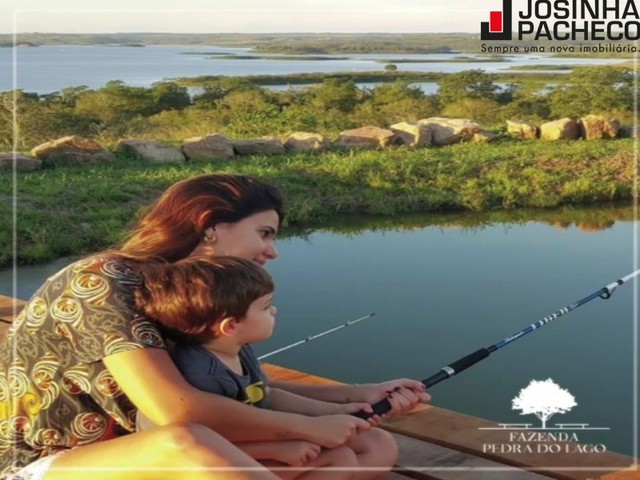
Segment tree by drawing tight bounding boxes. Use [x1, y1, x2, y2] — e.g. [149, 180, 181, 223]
[74, 81, 157, 122]
[310, 78, 359, 113]
[438, 69, 498, 106]
[548, 66, 633, 118]
[441, 98, 502, 125]
[352, 82, 438, 125]
[512, 379, 577, 429]
[151, 81, 191, 111]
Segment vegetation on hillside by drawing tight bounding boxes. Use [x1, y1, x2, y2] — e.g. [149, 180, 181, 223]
[1, 65, 634, 151]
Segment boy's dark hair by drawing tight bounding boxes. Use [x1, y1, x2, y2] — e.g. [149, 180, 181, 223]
[135, 256, 274, 344]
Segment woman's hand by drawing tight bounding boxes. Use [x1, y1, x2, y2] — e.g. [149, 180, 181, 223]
[351, 379, 431, 418]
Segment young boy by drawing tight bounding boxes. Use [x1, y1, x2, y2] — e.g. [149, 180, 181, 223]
[134, 256, 399, 480]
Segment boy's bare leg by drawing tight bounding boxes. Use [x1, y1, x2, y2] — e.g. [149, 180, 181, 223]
[45, 423, 279, 480]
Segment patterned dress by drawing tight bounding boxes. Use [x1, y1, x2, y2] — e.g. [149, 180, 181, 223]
[0, 257, 166, 478]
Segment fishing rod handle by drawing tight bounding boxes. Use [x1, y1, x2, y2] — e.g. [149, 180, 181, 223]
[421, 370, 450, 389]
[352, 398, 392, 420]
[420, 348, 491, 388]
[352, 348, 492, 420]
[447, 348, 492, 375]
[351, 372, 448, 420]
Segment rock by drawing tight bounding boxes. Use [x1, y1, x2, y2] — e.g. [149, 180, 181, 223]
[389, 122, 432, 147]
[182, 134, 235, 161]
[619, 125, 639, 138]
[334, 126, 397, 149]
[30, 136, 115, 166]
[417, 118, 481, 146]
[284, 132, 330, 153]
[578, 115, 620, 140]
[117, 140, 185, 164]
[0, 153, 42, 171]
[506, 119, 538, 140]
[539, 118, 580, 140]
[233, 137, 285, 156]
[472, 130, 498, 143]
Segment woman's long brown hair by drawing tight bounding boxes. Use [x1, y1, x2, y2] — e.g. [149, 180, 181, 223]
[116, 174, 284, 262]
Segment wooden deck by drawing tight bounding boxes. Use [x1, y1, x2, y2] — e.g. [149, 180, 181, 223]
[1, 294, 637, 480]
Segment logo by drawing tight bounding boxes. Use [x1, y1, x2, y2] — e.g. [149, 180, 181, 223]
[481, 0, 513, 40]
[479, 0, 640, 42]
[479, 379, 610, 455]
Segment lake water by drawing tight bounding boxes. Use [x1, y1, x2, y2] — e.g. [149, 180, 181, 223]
[0, 44, 630, 94]
[1, 205, 637, 456]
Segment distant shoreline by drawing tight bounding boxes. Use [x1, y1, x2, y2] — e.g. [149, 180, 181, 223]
[0, 33, 635, 58]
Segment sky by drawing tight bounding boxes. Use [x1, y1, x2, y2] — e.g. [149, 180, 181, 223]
[0, 0, 494, 34]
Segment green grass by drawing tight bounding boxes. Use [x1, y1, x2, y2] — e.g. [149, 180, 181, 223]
[0, 138, 634, 268]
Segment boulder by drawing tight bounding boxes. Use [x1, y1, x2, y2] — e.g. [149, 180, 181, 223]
[30, 136, 115, 166]
[233, 137, 285, 156]
[334, 126, 397, 149]
[539, 118, 580, 141]
[578, 115, 620, 140]
[284, 132, 330, 153]
[472, 130, 498, 143]
[117, 140, 185, 164]
[619, 125, 639, 138]
[182, 134, 234, 161]
[417, 118, 481, 146]
[389, 122, 432, 147]
[0, 153, 42, 171]
[506, 119, 538, 140]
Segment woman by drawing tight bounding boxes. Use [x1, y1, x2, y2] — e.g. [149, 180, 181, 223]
[0, 174, 429, 480]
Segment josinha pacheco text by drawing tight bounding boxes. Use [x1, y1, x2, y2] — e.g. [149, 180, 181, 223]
[516, 0, 639, 40]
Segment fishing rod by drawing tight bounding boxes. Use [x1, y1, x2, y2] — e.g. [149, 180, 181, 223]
[354, 269, 640, 420]
[258, 313, 376, 360]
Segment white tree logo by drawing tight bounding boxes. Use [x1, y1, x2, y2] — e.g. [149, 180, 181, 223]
[512, 378, 577, 428]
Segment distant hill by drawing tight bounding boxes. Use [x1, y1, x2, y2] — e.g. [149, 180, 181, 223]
[0, 33, 633, 57]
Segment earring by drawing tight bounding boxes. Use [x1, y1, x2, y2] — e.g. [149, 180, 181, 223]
[204, 233, 217, 244]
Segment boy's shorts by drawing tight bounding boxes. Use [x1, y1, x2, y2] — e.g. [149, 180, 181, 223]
[5, 451, 66, 480]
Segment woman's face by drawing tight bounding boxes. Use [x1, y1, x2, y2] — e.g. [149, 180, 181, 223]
[190, 209, 279, 265]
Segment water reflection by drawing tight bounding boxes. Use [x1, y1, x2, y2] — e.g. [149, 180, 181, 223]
[284, 202, 635, 239]
[0, 202, 636, 455]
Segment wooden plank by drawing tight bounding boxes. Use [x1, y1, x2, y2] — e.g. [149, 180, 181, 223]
[264, 363, 636, 480]
[262, 363, 430, 413]
[0, 295, 26, 341]
[0, 294, 26, 323]
[391, 432, 554, 480]
[383, 409, 635, 480]
[263, 363, 344, 386]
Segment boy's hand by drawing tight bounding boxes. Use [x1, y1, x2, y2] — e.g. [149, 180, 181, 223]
[272, 441, 321, 466]
[352, 379, 431, 418]
[302, 414, 370, 448]
[334, 402, 384, 426]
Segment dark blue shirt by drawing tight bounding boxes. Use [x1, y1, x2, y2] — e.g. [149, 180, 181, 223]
[172, 344, 269, 408]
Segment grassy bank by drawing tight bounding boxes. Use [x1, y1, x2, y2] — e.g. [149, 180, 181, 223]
[0, 138, 633, 268]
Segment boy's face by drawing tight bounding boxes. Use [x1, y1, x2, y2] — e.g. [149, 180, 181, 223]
[236, 293, 277, 343]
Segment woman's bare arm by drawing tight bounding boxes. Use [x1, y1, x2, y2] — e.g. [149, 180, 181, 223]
[103, 347, 369, 447]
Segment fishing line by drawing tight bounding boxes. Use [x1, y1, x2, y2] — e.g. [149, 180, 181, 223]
[258, 313, 376, 360]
